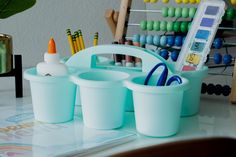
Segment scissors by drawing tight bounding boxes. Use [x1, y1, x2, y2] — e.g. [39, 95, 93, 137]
[144, 63, 182, 86]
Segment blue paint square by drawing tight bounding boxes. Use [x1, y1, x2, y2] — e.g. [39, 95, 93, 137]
[195, 30, 210, 40]
[200, 18, 214, 27]
[191, 42, 205, 52]
[205, 6, 219, 15]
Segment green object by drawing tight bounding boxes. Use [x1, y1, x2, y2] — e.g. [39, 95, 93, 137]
[147, 21, 154, 31]
[160, 21, 167, 31]
[226, 8, 235, 20]
[189, 7, 196, 18]
[167, 21, 173, 32]
[0, 42, 6, 73]
[0, 0, 36, 19]
[175, 7, 182, 18]
[162, 7, 168, 17]
[182, 7, 189, 18]
[153, 21, 160, 31]
[168, 7, 175, 17]
[173, 21, 181, 32]
[140, 20, 147, 30]
[180, 21, 188, 33]
[188, 22, 192, 30]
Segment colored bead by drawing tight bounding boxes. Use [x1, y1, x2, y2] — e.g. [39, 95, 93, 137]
[143, 0, 150, 3]
[140, 35, 146, 45]
[153, 35, 161, 46]
[160, 36, 167, 46]
[182, 0, 189, 4]
[132, 34, 140, 43]
[189, 0, 196, 4]
[167, 36, 175, 47]
[226, 9, 235, 20]
[213, 38, 223, 49]
[189, 8, 196, 18]
[201, 83, 207, 94]
[147, 21, 154, 31]
[140, 20, 147, 30]
[175, 0, 182, 4]
[175, 36, 182, 47]
[168, 7, 175, 17]
[231, 0, 236, 5]
[223, 54, 232, 65]
[182, 36, 186, 44]
[182, 8, 189, 18]
[222, 85, 231, 96]
[162, 0, 169, 3]
[213, 53, 222, 64]
[153, 21, 160, 31]
[196, 0, 201, 3]
[162, 7, 169, 17]
[175, 7, 182, 18]
[146, 35, 153, 45]
[215, 84, 222, 96]
[173, 21, 181, 32]
[160, 21, 167, 31]
[180, 21, 188, 33]
[150, 0, 158, 3]
[207, 84, 215, 95]
[188, 22, 192, 30]
[171, 50, 179, 61]
[160, 49, 169, 60]
[167, 21, 173, 32]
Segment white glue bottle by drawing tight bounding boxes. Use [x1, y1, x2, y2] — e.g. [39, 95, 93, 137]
[36, 38, 68, 76]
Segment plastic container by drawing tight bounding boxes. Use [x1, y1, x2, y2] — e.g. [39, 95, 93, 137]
[70, 70, 129, 129]
[24, 68, 77, 123]
[125, 74, 189, 137]
[180, 66, 208, 117]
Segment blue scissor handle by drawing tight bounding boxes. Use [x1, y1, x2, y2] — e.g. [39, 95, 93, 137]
[166, 75, 182, 86]
[144, 63, 168, 86]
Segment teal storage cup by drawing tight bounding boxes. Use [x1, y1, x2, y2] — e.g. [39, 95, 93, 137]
[70, 70, 129, 129]
[180, 66, 208, 117]
[125, 74, 189, 137]
[24, 68, 77, 123]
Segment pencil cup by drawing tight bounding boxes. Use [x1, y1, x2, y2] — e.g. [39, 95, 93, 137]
[70, 70, 129, 129]
[180, 66, 208, 117]
[24, 68, 77, 123]
[125, 74, 189, 137]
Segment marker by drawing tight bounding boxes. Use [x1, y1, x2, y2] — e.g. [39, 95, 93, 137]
[75, 31, 81, 51]
[78, 29, 85, 50]
[66, 29, 76, 55]
[93, 32, 99, 46]
[36, 38, 68, 76]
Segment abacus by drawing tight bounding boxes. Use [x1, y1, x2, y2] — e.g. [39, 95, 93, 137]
[104, 0, 236, 104]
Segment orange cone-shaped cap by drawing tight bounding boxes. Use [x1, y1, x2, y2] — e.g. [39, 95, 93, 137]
[48, 38, 57, 54]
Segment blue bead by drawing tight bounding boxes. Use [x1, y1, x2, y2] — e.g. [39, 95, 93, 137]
[146, 35, 154, 45]
[140, 35, 146, 45]
[182, 36, 186, 44]
[159, 49, 169, 60]
[175, 36, 183, 47]
[160, 36, 167, 46]
[213, 38, 223, 49]
[167, 36, 175, 47]
[213, 53, 222, 64]
[133, 34, 140, 42]
[171, 50, 179, 61]
[153, 35, 161, 46]
[223, 54, 232, 65]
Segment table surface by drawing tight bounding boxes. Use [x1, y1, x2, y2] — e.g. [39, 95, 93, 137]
[0, 89, 236, 157]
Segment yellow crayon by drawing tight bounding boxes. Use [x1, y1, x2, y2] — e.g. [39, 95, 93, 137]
[93, 32, 98, 46]
[72, 35, 78, 53]
[78, 29, 85, 50]
[66, 29, 76, 55]
[75, 31, 81, 51]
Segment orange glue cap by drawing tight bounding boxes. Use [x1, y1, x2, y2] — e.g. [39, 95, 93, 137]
[48, 38, 57, 54]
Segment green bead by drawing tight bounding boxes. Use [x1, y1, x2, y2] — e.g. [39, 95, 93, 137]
[188, 22, 192, 30]
[180, 21, 188, 33]
[147, 21, 154, 31]
[140, 20, 147, 30]
[167, 21, 173, 31]
[175, 7, 182, 18]
[162, 7, 168, 17]
[173, 21, 180, 32]
[168, 7, 175, 17]
[189, 7, 196, 18]
[182, 7, 189, 18]
[226, 8, 235, 20]
[160, 21, 167, 31]
[153, 21, 160, 31]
